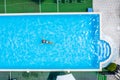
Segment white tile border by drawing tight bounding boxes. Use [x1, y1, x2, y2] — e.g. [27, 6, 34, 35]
[0, 12, 100, 16]
[0, 13, 113, 72]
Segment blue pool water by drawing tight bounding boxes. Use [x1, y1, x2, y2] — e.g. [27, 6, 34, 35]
[0, 13, 111, 70]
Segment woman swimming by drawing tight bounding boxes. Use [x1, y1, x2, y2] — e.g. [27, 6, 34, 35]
[42, 39, 52, 44]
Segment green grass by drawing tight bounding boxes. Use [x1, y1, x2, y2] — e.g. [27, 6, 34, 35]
[97, 73, 107, 80]
[42, 0, 55, 3]
[1, 0, 39, 13]
[41, 0, 92, 12]
[41, 3, 57, 12]
[40, 0, 57, 12]
[59, 0, 92, 12]
[0, 0, 4, 13]
[59, 3, 87, 12]
[7, 2, 39, 13]
[0, 0, 92, 13]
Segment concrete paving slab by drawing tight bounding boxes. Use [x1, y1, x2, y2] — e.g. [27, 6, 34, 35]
[93, 0, 120, 80]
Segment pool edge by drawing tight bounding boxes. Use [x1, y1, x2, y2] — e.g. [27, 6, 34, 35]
[0, 12, 110, 71]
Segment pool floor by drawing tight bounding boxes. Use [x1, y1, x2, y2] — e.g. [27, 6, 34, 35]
[0, 13, 111, 70]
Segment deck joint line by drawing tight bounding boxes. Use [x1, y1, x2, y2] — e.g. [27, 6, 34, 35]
[57, 0, 59, 12]
[39, 0, 41, 12]
[4, 0, 7, 13]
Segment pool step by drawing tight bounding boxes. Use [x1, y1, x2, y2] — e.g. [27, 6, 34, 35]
[97, 40, 111, 62]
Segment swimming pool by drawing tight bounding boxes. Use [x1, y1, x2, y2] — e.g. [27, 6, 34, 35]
[0, 13, 111, 71]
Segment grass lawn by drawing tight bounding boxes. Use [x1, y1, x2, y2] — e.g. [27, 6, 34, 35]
[2, 0, 39, 13]
[59, 0, 92, 12]
[59, 3, 88, 12]
[97, 73, 107, 80]
[40, 0, 92, 12]
[42, 0, 55, 3]
[0, 0, 5, 13]
[41, 3, 57, 12]
[41, 0, 57, 12]
[0, 0, 92, 13]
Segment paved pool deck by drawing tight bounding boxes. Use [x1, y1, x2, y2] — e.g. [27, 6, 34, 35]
[93, 0, 120, 80]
